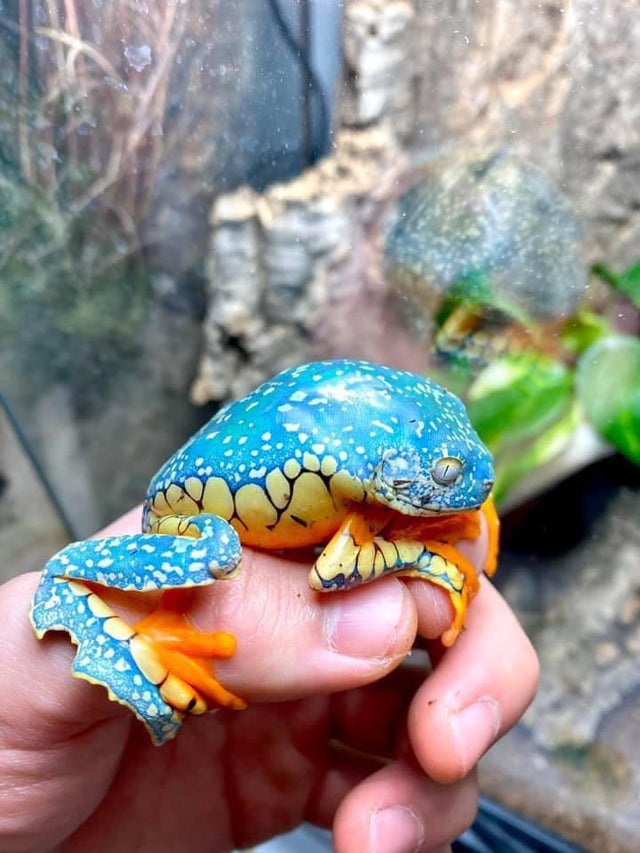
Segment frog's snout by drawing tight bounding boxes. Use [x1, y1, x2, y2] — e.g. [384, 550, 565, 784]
[477, 477, 494, 505]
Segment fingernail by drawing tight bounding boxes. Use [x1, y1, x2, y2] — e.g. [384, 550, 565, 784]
[324, 581, 407, 658]
[450, 697, 501, 775]
[369, 806, 424, 853]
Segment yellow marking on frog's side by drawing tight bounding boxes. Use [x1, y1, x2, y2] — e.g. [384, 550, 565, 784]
[329, 468, 366, 503]
[149, 516, 201, 538]
[283, 458, 301, 479]
[164, 484, 183, 512]
[165, 484, 199, 517]
[184, 476, 204, 503]
[288, 471, 335, 523]
[151, 491, 171, 516]
[229, 517, 247, 537]
[202, 477, 234, 520]
[265, 468, 291, 509]
[320, 455, 338, 476]
[234, 483, 279, 530]
[238, 471, 345, 549]
[302, 452, 321, 472]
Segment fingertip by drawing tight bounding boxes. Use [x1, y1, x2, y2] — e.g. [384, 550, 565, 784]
[323, 576, 417, 660]
[404, 509, 493, 644]
[404, 580, 456, 641]
[408, 691, 502, 783]
[407, 580, 539, 784]
[333, 760, 478, 853]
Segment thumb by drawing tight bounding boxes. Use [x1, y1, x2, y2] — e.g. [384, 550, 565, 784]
[18, 505, 419, 740]
[193, 547, 419, 703]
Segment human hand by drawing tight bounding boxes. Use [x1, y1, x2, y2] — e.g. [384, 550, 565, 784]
[0, 507, 538, 852]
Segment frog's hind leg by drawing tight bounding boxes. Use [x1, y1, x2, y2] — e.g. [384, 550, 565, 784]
[309, 507, 486, 646]
[30, 514, 245, 745]
[388, 503, 499, 645]
[308, 505, 395, 590]
[391, 540, 478, 647]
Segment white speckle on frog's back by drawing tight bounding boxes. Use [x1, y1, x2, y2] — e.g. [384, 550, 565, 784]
[145, 360, 492, 517]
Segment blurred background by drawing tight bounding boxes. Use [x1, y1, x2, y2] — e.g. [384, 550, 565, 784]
[1, 2, 639, 849]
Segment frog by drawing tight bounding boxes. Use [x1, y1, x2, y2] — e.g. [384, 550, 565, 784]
[31, 359, 498, 745]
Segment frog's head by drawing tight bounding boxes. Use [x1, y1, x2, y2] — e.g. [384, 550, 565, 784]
[372, 402, 494, 515]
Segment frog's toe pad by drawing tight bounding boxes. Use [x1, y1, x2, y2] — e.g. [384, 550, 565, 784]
[129, 635, 208, 714]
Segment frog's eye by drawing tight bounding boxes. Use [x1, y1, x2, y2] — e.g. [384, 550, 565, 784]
[431, 457, 462, 486]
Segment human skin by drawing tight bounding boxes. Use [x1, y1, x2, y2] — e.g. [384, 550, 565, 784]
[0, 507, 538, 853]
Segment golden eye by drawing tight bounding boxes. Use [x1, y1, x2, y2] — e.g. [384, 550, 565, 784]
[431, 457, 462, 486]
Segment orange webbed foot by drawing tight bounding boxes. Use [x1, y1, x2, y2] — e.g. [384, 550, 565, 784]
[131, 593, 246, 714]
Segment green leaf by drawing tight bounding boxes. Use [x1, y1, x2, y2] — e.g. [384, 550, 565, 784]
[435, 270, 533, 329]
[492, 402, 579, 503]
[561, 309, 612, 356]
[576, 336, 640, 464]
[434, 271, 493, 328]
[466, 353, 573, 450]
[592, 261, 640, 308]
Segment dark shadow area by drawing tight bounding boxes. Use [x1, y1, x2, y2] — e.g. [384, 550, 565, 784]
[501, 454, 640, 558]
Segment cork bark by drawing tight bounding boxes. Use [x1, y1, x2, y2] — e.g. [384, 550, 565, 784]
[193, 0, 640, 401]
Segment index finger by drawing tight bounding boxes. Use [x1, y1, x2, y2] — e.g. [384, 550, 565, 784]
[408, 576, 539, 784]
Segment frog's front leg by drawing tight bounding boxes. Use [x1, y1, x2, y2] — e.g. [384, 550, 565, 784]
[310, 505, 488, 647]
[31, 514, 245, 745]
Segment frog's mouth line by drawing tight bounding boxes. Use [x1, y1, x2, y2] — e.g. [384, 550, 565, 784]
[389, 498, 483, 516]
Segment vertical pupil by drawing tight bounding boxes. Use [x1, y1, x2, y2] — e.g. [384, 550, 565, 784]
[433, 458, 461, 485]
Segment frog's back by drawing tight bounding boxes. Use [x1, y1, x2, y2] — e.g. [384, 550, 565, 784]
[144, 360, 488, 547]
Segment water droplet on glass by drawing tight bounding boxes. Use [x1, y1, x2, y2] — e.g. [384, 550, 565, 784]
[124, 43, 152, 72]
